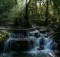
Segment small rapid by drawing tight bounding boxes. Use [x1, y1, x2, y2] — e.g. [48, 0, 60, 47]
[0, 28, 58, 57]
[26, 29, 57, 57]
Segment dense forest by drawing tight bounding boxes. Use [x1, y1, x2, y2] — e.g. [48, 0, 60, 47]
[0, 0, 60, 57]
[0, 0, 60, 40]
[0, 0, 60, 27]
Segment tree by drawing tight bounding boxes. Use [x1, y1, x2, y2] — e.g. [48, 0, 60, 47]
[44, 0, 49, 26]
[24, 0, 31, 28]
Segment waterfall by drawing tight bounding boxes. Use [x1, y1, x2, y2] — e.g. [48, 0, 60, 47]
[4, 38, 19, 52]
[27, 30, 57, 57]
[2, 28, 57, 57]
[44, 38, 52, 49]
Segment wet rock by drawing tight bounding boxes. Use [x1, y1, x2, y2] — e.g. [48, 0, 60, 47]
[40, 45, 44, 50]
[11, 40, 29, 51]
[39, 38, 45, 46]
[53, 32, 60, 51]
[34, 32, 40, 38]
[11, 29, 29, 37]
[0, 42, 4, 52]
[4, 38, 34, 52]
[51, 41, 58, 50]
[39, 29, 46, 33]
[38, 46, 44, 50]
[30, 40, 34, 48]
[29, 29, 40, 38]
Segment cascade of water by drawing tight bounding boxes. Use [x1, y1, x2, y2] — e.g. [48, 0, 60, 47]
[27, 30, 57, 57]
[3, 28, 57, 57]
[44, 38, 53, 49]
[34, 37, 44, 50]
[4, 38, 18, 52]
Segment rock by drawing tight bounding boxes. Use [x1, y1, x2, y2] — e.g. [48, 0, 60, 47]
[11, 40, 29, 51]
[34, 32, 40, 38]
[11, 29, 29, 37]
[4, 38, 34, 52]
[0, 42, 4, 52]
[29, 30, 40, 38]
[40, 38, 45, 46]
[37, 46, 44, 50]
[39, 29, 46, 33]
[40, 45, 44, 50]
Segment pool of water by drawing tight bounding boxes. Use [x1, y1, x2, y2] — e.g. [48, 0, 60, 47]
[0, 51, 55, 57]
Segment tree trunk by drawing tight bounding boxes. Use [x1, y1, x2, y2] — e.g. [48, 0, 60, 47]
[44, 0, 49, 26]
[25, 0, 31, 28]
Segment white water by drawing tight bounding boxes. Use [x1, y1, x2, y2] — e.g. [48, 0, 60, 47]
[3, 29, 57, 57]
[4, 38, 20, 52]
[27, 30, 57, 57]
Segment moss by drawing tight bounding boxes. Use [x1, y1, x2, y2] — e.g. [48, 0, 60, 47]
[0, 31, 9, 42]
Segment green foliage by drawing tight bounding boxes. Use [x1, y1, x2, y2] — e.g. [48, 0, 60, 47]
[0, 0, 60, 28]
[0, 31, 8, 42]
[0, 0, 17, 14]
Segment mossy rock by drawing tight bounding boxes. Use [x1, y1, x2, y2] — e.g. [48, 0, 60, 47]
[0, 32, 8, 42]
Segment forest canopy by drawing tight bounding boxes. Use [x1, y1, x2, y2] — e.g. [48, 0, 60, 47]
[0, 0, 60, 28]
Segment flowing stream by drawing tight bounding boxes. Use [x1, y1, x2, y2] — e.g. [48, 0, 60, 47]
[27, 32, 57, 57]
[0, 29, 58, 57]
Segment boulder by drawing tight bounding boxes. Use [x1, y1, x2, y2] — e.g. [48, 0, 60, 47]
[4, 38, 34, 52]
